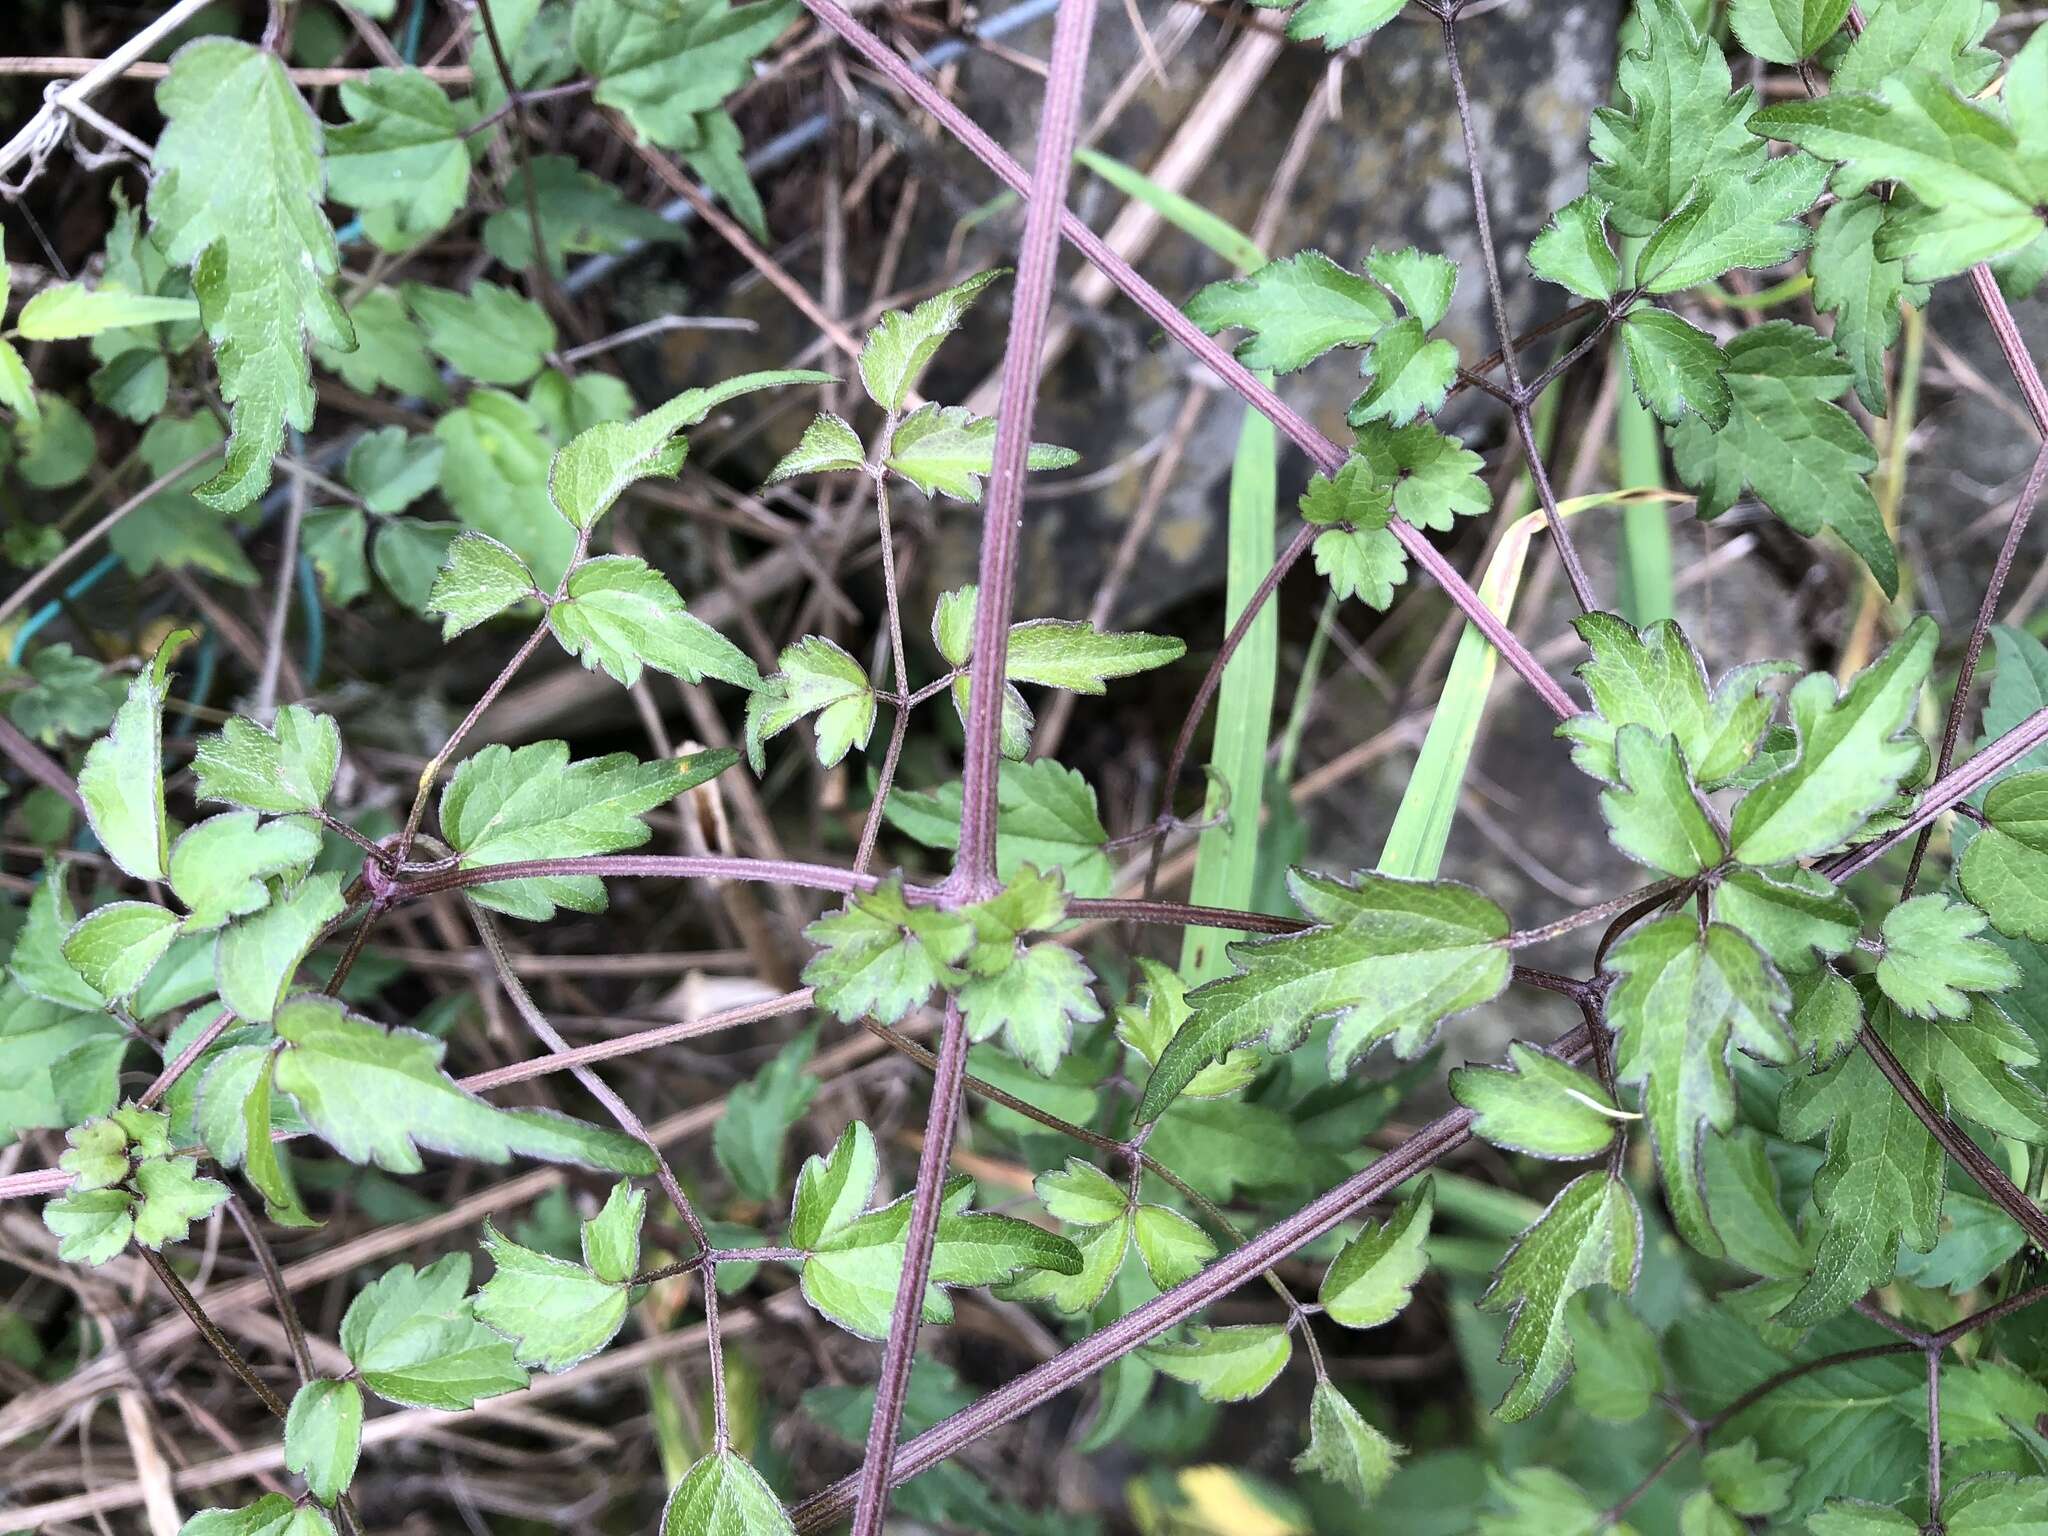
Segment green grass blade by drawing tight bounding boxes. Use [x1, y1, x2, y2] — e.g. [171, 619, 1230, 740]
[1617, 235, 1674, 628]
[1073, 148, 1266, 274]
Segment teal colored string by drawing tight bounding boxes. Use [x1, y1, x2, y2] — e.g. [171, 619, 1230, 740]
[8, 552, 121, 667]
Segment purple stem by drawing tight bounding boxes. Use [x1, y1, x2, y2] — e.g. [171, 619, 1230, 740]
[793, 0, 1579, 723]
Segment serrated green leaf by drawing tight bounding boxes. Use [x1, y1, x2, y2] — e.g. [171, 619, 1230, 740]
[1606, 916, 1791, 1255]
[427, 532, 541, 639]
[318, 285, 438, 399]
[1589, 0, 1765, 235]
[1116, 957, 1258, 1099]
[800, 877, 972, 1024]
[1669, 321, 1896, 595]
[1479, 1171, 1641, 1419]
[171, 1495, 336, 1536]
[325, 68, 473, 247]
[713, 1028, 819, 1201]
[8, 875, 101, 1010]
[1142, 1324, 1291, 1402]
[1282, 0, 1405, 47]
[193, 705, 341, 817]
[957, 943, 1103, 1075]
[1001, 1210, 1130, 1315]
[272, 993, 656, 1176]
[549, 555, 761, 690]
[1037, 1158, 1129, 1225]
[148, 39, 353, 510]
[1349, 317, 1458, 426]
[1876, 894, 2018, 1018]
[1813, 194, 1929, 415]
[1452, 1041, 1623, 1160]
[882, 402, 1078, 502]
[765, 411, 865, 482]
[42, 1186, 135, 1265]
[1729, 616, 1934, 863]
[403, 280, 554, 385]
[1132, 1204, 1216, 1289]
[130, 1154, 231, 1247]
[474, 1220, 630, 1371]
[1321, 1177, 1433, 1328]
[1480, 1466, 1632, 1536]
[1960, 771, 2048, 941]
[1703, 1437, 1797, 1516]
[1568, 1294, 1663, 1421]
[1187, 250, 1395, 373]
[574, 0, 796, 158]
[195, 1038, 314, 1227]
[215, 873, 347, 1022]
[284, 1378, 363, 1505]
[484, 154, 687, 275]
[170, 813, 322, 933]
[78, 633, 182, 882]
[61, 901, 180, 1002]
[1003, 619, 1185, 694]
[1751, 64, 2047, 282]
[1637, 154, 1826, 294]
[1620, 307, 1733, 427]
[1729, 0, 1853, 62]
[341, 1253, 528, 1408]
[1529, 195, 1622, 301]
[743, 635, 875, 772]
[660, 1449, 795, 1536]
[790, 1121, 879, 1249]
[1295, 1380, 1402, 1500]
[1139, 870, 1510, 1121]
[1600, 726, 1726, 875]
[1712, 864, 1860, 975]
[344, 425, 443, 514]
[1831, 0, 2001, 96]
[858, 269, 1003, 411]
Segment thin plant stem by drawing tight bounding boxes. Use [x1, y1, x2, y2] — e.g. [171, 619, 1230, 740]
[138, 1247, 290, 1420]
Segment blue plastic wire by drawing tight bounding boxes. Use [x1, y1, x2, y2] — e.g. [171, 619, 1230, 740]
[8, 551, 121, 667]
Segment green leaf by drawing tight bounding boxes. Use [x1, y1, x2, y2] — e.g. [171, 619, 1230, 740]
[1187, 250, 1395, 373]
[1619, 307, 1732, 427]
[883, 758, 1113, 897]
[1568, 1295, 1663, 1421]
[344, 425, 443, 514]
[403, 280, 555, 385]
[765, 412, 865, 482]
[1600, 726, 1726, 876]
[1282, 0, 1406, 48]
[130, 1154, 232, 1247]
[1004, 619, 1185, 694]
[1960, 772, 2048, 941]
[1001, 1210, 1130, 1315]
[1669, 321, 1896, 595]
[660, 1450, 795, 1536]
[1037, 1158, 1130, 1226]
[43, 1187, 136, 1264]
[1588, 0, 1765, 236]
[790, 1121, 879, 1249]
[1139, 870, 1511, 1121]
[802, 1174, 1082, 1337]
[1141, 1324, 1291, 1402]
[340, 1253, 528, 1409]
[427, 532, 541, 639]
[1703, 1437, 1797, 1517]
[1451, 1041, 1623, 1161]
[284, 1378, 363, 1505]
[1117, 957, 1258, 1099]
[583, 1181, 645, 1284]
[272, 993, 656, 1176]
[1728, 615, 1934, 863]
[1320, 1177, 1434, 1328]
[1729, 0, 1853, 62]
[6, 644, 122, 746]
[857, 269, 1003, 411]
[548, 372, 829, 531]
[325, 68, 473, 247]
[1479, 1467, 1633, 1536]
[549, 555, 762, 691]
[800, 877, 972, 1024]
[148, 39, 353, 509]
[1295, 1380, 1402, 1500]
[1812, 194, 1928, 414]
[1712, 864, 1860, 976]
[1368, 247, 1458, 330]
[215, 873, 348, 1022]
[1637, 155, 1827, 294]
[1830, 0, 2001, 96]
[1751, 67, 2047, 281]
[170, 813, 322, 933]
[1348, 318, 1459, 426]
[1132, 1204, 1216, 1289]
[8, 874, 101, 1009]
[434, 389, 575, 585]
[1478, 1171, 1642, 1420]
[177, 1495, 335, 1536]
[744, 635, 875, 772]
[1606, 916, 1792, 1256]
[483, 154, 687, 274]
[474, 1220, 630, 1371]
[883, 403, 1078, 502]
[1876, 894, 2019, 1019]
[713, 1028, 820, 1201]
[196, 1039, 314, 1226]
[193, 706, 341, 816]
[1807, 1501, 1916, 1533]
[442, 740, 735, 920]
[1558, 613, 1789, 788]
[574, 0, 796, 154]
[16, 282, 199, 340]
[61, 901, 181, 1002]
[318, 286, 439, 399]
[957, 942, 1102, 1075]
[78, 633, 182, 882]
